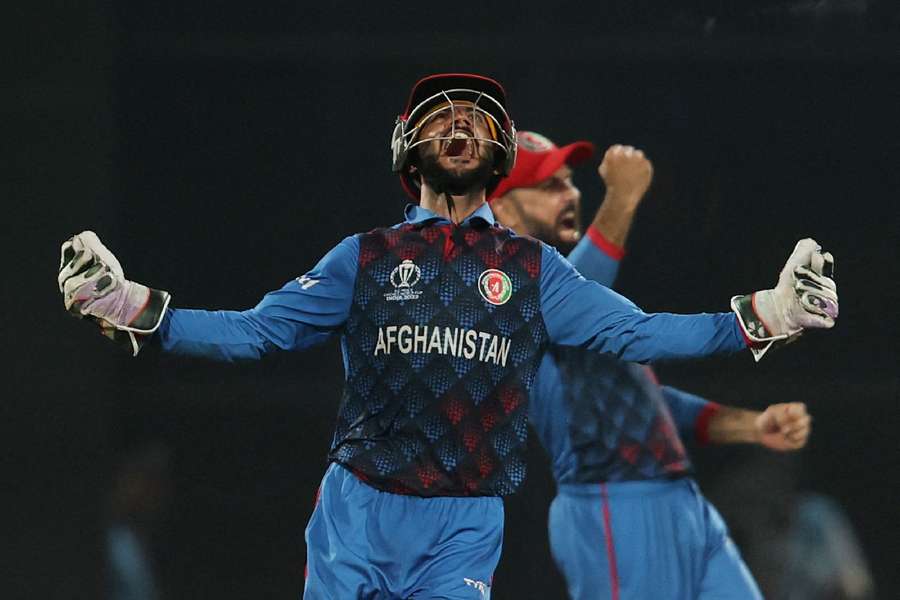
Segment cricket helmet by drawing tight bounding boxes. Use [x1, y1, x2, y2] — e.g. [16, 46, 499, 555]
[391, 73, 517, 200]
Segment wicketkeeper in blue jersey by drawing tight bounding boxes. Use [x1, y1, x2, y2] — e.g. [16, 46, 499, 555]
[491, 132, 820, 599]
[57, 74, 838, 599]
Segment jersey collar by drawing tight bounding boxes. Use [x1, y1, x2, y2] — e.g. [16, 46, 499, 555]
[404, 202, 498, 228]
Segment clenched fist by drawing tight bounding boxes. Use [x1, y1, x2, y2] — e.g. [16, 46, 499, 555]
[755, 402, 812, 451]
[598, 144, 653, 211]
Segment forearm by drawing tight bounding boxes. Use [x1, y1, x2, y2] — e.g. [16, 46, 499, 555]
[541, 245, 748, 360]
[590, 144, 653, 248]
[547, 293, 746, 361]
[590, 192, 639, 249]
[156, 234, 357, 360]
[157, 308, 271, 361]
[566, 226, 622, 288]
[606, 312, 746, 362]
[158, 307, 329, 361]
[706, 405, 763, 445]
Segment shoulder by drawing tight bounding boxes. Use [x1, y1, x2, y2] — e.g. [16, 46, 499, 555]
[490, 224, 544, 254]
[536, 239, 571, 267]
[331, 234, 361, 252]
[358, 222, 415, 240]
[312, 235, 360, 270]
[492, 223, 537, 243]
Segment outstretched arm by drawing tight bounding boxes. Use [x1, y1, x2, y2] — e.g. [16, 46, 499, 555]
[543, 236, 838, 362]
[158, 235, 358, 361]
[662, 386, 811, 451]
[541, 243, 746, 361]
[556, 145, 736, 361]
[59, 232, 359, 361]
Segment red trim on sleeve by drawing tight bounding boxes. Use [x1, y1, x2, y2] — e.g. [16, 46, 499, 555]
[695, 402, 722, 446]
[586, 225, 625, 261]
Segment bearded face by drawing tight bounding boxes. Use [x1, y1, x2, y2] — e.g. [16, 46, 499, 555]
[498, 165, 583, 253]
[411, 101, 498, 196]
[414, 146, 495, 196]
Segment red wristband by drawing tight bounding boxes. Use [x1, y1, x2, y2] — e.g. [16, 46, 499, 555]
[586, 225, 625, 261]
[695, 402, 722, 446]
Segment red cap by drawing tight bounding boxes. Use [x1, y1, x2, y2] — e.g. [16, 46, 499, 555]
[489, 131, 594, 200]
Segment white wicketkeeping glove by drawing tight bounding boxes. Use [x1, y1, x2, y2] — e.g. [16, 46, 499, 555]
[58, 231, 170, 356]
[731, 238, 838, 361]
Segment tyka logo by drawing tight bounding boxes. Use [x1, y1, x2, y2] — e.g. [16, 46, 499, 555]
[463, 578, 491, 599]
[296, 275, 319, 290]
[385, 259, 423, 302]
[477, 269, 512, 306]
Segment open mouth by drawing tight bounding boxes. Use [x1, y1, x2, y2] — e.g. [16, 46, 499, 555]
[559, 213, 577, 231]
[443, 130, 474, 157]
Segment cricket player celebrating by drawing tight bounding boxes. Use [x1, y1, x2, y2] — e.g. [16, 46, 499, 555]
[491, 132, 817, 599]
[57, 74, 838, 599]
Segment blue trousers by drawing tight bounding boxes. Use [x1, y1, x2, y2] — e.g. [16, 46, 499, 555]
[548, 478, 761, 600]
[303, 463, 503, 599]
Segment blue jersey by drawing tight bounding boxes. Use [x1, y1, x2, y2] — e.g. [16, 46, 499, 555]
[156, 204, 743, 496]
[529, 226, 721, 484]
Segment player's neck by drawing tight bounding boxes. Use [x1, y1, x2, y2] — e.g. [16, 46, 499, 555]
[419, 186, 487, 225]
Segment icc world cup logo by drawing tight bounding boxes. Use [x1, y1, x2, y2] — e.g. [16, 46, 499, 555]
[390, 259, 422, 289]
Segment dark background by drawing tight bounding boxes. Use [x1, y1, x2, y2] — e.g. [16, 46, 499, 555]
[7, 2, 899, 598]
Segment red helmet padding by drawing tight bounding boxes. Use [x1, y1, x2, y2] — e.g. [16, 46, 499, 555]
[402, 73, 510, 129]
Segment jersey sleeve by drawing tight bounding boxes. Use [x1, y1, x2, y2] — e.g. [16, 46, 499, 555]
[156, 235, 359, 361]
[660, 385, 722, 445]
[539, 244, 747, 361]
[566, 224, 623, 288]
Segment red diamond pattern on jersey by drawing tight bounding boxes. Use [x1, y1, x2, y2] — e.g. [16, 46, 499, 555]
[549, 347, 691, 482]
[330, 220, 547, 496]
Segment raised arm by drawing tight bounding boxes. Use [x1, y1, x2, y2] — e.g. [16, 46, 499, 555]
[567, 144, 653, 287]
[565, 222, 622, 288]
[59, 231, 359, 361]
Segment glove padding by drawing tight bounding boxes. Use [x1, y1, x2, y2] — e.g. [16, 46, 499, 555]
[58, 231, 170, 356]
[732, 238, 838, 361]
